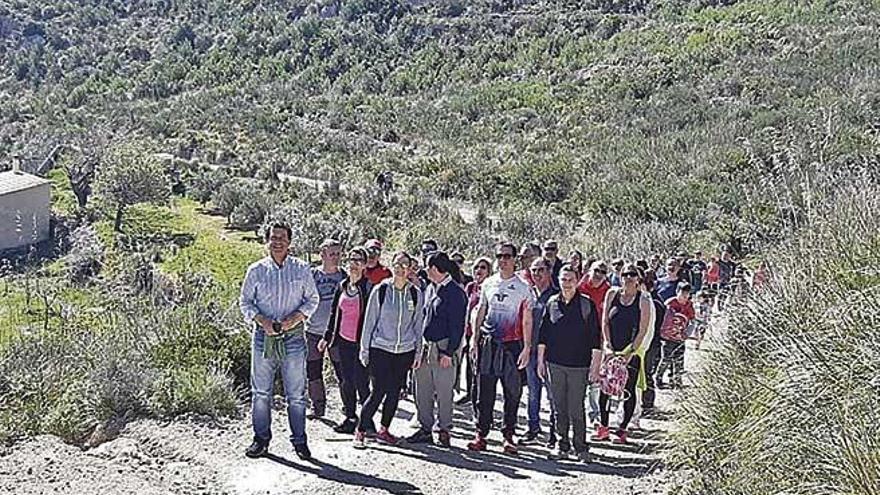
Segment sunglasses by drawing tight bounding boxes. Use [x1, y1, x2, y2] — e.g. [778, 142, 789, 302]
[475, 264, 490, 271]
[347, 257, 366, 264]
[622, 272, 639, 278]
[544, 247, 557, 252]
[593, 269, 607, 275]
[392, 260, 411, 268]
[495, 253, 514, 260]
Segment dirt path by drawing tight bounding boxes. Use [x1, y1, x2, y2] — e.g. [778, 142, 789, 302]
[0, 372, 687, 495]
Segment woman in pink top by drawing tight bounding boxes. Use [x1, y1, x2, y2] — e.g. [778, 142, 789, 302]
[320, 248, 373, 434]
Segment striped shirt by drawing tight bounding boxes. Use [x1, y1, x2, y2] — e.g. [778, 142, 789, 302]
[239, 255, 320, 325]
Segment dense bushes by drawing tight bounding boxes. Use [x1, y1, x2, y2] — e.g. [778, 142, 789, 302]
[669, 181, 880, 495]
[0, 268, 248, 445]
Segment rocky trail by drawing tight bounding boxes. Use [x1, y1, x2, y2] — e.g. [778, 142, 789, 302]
[0, 345, 708, 495]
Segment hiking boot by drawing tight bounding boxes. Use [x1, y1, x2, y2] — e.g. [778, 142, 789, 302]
[612, 429, 629, 444]
[519, 430, 540, 445]
[548, 446, 571, 461]
[576, 450, 592, 463]
[334, 418, 358, 434]
[293, 443, 311, 460]
[438, 430, 451, 448]
[467, 435, 487, 452]
[406, 429, 434, 444]
[592, 426, 610, 442]
[376, 428, 400, 446]
[353, 431, 367, 449]
[502, 434, 518, 455]
[245, 439, 268, 458]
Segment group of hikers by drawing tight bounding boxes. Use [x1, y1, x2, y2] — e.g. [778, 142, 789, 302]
[239, 223, 761, 463]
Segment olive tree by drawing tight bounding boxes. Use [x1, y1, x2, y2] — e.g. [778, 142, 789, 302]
[95, 144, 170, 232]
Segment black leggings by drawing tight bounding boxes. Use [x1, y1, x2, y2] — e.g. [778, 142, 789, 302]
[599, 355, 641, 431]
[337, 339, 371, 420]
[357, 348, 415, 432]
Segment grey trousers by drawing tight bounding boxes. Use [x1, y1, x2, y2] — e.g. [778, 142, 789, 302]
[547, 363, 589, 453]
[413, 343, 457, 432]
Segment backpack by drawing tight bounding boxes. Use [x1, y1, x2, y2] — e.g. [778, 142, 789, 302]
[377, 283, 419, 316]
[548, 294, 594, 327]
[660, 310, 688, 342]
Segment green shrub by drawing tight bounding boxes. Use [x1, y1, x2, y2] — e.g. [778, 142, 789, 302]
[670, 183, 880, 495]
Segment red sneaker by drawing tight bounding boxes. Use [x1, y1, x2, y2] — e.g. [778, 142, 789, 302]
[612, 429, 628, 445]
[502, 434, 518, 455]
[591, 425, 610, 442]
[467, 435, 487, 451]
[376, 428, 400, 446]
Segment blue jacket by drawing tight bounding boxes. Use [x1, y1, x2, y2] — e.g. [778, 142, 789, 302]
[422, 277, 468, 357]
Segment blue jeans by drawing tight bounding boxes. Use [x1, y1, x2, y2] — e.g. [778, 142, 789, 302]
[526, 353, 557, 435]
[251, 330, 308, 446]
[587, 383, 600, 423]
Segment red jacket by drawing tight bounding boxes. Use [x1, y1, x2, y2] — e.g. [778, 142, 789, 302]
[578, 278, 610, 317]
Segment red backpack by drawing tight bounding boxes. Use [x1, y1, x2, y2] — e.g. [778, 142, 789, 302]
[660, 311, 688, 342]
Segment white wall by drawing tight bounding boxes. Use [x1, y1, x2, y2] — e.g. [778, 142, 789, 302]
[0, 184, 51, 251]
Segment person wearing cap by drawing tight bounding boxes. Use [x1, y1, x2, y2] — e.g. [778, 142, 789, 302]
[305, 239, 347, 419]
[364, 239, 392, 286]
[542, 240, 564, 283]
[676, 251, 693, 290]
[517, 242, 540, 286]
[609, 258, 625, 288]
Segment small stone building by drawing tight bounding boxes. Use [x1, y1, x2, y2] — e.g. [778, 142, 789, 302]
[0, 169, 51, 252]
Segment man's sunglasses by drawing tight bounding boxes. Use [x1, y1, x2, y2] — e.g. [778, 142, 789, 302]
[347, 258, 366, 264]
[622, 271, 640, 278]
[495, 253, 514, 260]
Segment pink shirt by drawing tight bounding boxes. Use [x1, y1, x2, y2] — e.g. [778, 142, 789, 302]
[338, 290, 362, 342]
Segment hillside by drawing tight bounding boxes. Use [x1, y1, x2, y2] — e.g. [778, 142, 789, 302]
[3, 0, 880, 253]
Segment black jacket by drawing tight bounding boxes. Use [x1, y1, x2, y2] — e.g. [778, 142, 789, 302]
[323, 277, 370, 349]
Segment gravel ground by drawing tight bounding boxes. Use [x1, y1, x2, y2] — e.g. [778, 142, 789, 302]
[1, 356, 699, 495]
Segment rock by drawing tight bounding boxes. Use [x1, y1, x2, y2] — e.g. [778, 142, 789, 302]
[90, 438, 142, 460]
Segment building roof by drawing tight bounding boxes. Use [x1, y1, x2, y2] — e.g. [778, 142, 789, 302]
[0, 171, 51, 197]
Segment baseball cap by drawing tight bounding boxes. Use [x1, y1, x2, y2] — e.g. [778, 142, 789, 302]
[364, 239, 383, 251]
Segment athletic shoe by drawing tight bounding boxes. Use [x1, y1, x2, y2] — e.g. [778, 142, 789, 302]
[592, 426, 610, 442]
[353, 431, 367, 449]
[333, 418, 358, 434]
[577, 450, 592, 463]
[376, 428, 400, 446]
[502, 434, 518, 455]
[630, 417, 641, 431]
[293, 443, 311, 460]
[612, 429, 629, 444]
[548, 446, 571, 460]
[547, 432, 558, 449]
[467, 435, 487, 452]
[245, 439, 268, 458]
[519, 430, 540, 445]
[406, 429, 434, 444]
[454, 395, 471, 406]
[438, 430, 451, 448]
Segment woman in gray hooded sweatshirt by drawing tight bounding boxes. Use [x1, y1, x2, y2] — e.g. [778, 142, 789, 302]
[354, 251, 425, 448]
